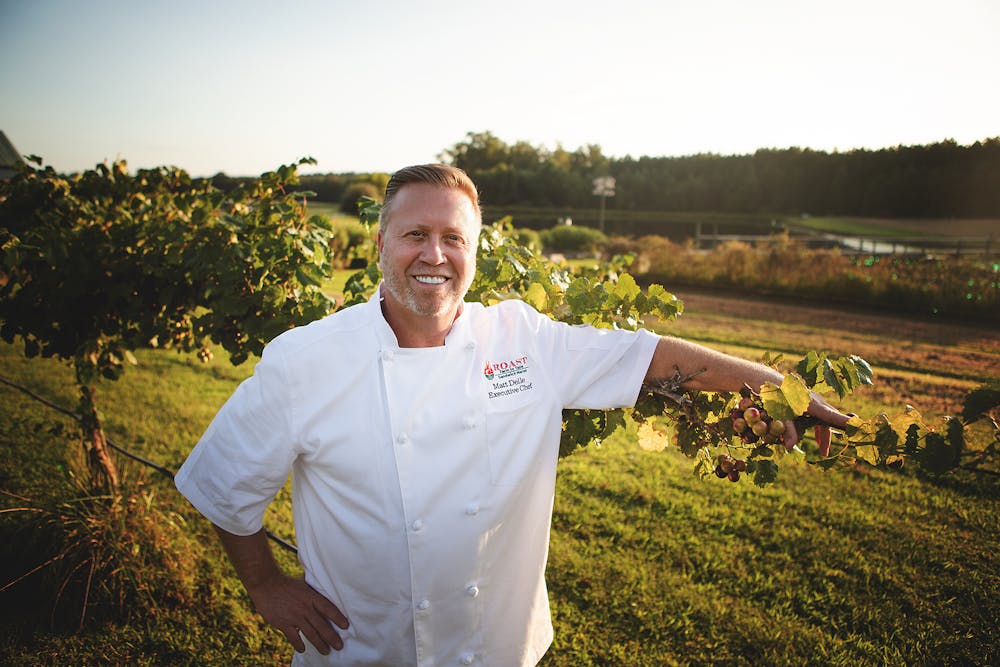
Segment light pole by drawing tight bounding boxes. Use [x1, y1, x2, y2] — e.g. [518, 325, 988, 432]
[592, 176, 616, 234]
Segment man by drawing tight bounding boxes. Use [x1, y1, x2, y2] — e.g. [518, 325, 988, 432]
[175, 164, 848, 666]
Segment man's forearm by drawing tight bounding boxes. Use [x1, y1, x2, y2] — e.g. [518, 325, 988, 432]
[646, 336, 784, 393]
[213, 524, 284, 593]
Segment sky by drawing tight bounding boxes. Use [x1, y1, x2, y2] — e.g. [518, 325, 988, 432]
[2, 0, 999, 177]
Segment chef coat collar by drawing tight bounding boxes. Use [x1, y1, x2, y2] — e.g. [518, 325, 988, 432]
[368, 283, 474, 351]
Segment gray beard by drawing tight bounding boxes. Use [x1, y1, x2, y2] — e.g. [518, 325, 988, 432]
[381, 270, 464, 318]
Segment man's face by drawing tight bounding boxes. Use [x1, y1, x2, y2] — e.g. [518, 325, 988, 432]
[377, 183, 480, 321]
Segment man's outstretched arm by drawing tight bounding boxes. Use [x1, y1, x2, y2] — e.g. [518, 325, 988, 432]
[213, 525, 349, 654]
[645, 336, 849, 451]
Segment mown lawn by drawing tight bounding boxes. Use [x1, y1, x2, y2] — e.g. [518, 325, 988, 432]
[1, 291, 997, 666]
[787, 215, 1000, 238]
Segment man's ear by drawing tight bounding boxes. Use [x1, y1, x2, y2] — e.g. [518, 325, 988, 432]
[376, 229, 384, 254]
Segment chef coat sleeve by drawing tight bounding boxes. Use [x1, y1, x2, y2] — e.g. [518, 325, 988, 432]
[525, 303, 661, 410]
[174, 340, 298, 536]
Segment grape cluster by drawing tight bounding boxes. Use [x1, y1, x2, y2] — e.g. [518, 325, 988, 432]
[714, 453, 746, 482]
[729, 387, 785, 445]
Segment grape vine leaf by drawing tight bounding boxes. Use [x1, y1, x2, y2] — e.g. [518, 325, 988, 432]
[961, 382, 1000, 423]
[759, 375, 812, 422]
[751, 459, 779, 486]
[636, 421, 669, 452]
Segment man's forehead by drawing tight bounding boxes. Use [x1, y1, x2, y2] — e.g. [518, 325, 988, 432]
[390, 184, 481, 224]
[396, 182, 475, 206]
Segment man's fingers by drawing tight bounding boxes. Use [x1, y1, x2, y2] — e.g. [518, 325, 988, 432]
[782, 420, 799, 451]
[282, 626, 306, 653]
[257, 578, 349, 655]
[307, 602, 346, 653]
[783, 420, 835, 456]
[815, 426, 832, 457]
[283, 617, 344, 656]
[292, 596, 348, 654]
[313, 595, 350, 631]
[298, 619, 341, 655]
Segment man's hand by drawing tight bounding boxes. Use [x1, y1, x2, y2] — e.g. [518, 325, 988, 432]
[212, 526, 349, 655]
[782, 391, 852, 455]
[247, 572, 349, 654]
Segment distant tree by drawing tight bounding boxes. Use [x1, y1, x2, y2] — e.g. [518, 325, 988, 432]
[439, 131, 512, 172]
[209, 171, 240, 192]
[298, 173, 349, 203]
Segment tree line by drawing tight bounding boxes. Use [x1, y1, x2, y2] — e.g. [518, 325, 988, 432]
[210, 131, 1000, 219]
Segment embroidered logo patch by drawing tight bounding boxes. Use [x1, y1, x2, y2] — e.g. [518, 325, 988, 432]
[483, 356, 529, 381]
[484, 356, 533, 399]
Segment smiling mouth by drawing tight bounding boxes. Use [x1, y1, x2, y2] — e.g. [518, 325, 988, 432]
[414, 275, 448, 285]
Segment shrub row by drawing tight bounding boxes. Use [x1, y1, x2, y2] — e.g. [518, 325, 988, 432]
[627, 233, 998, 321]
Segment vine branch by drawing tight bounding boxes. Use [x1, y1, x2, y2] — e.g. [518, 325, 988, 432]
[641, 366, 706, 420]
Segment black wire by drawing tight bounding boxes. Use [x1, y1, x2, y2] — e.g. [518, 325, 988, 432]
[0, 373, 299, 554]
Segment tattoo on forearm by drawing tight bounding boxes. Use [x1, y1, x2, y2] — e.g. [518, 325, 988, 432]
[641, 366, 707, 418]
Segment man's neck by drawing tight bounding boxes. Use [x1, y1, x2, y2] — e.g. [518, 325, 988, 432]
[379, 298, 462, 348]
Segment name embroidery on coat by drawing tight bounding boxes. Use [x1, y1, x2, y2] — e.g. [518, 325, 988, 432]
[484, 355, 533, 399]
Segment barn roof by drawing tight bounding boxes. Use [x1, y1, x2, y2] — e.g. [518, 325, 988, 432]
[0, 131, 25, 179]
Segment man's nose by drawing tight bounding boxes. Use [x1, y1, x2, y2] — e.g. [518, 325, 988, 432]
[421, 238, 446, 264]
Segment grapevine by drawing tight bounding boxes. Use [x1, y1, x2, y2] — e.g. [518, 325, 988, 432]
[0, 156, 337, 490]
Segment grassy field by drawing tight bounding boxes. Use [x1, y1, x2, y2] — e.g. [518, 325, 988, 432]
[303, 201, 358, 225]
[1, 285, 997, 665]
[787, 215, 999, 238]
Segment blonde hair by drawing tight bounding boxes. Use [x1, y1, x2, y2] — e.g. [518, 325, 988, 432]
[379, 164, 481, 232]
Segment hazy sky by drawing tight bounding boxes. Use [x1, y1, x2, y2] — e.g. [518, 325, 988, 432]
[2, 0, 998, 176]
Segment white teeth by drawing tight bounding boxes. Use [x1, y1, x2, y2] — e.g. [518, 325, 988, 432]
[414, 275, 446, 284]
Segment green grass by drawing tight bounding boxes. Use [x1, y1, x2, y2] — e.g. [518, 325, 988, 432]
[785, 215, 1000, 238]
[1, 296, 997, 665]
[784, 216, 925, 237]
[305, 201, 359, 225]
[544, 435, 999, 666]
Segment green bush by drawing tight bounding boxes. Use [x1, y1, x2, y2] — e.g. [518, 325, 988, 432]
[511, 227, 542, 251]
[635, 233, 999, 321]
[539, 224, 607, 254]
[326, 217, 375, 268]
[339, 182, 381, 215]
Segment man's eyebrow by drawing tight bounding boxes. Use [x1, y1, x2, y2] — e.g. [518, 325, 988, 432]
[405, 223, 468, 235]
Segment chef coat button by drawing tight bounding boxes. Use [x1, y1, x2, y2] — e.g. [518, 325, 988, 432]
[466, 584, 479, 598]
[462, 416, 477, 430]
[412, 519, 424, 531]
[460, 653, 475, 665]
[417, 599, 430, 610]
[382, 350, 394, 361]
[464, 341, 475, 351]
[465, 503, 480, 516]
[396, 433, 409, 445]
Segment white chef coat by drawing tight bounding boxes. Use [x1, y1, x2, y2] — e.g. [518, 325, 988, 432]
[175, 289, 660, 666]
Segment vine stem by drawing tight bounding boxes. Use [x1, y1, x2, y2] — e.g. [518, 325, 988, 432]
[641, 366, 707, 419]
